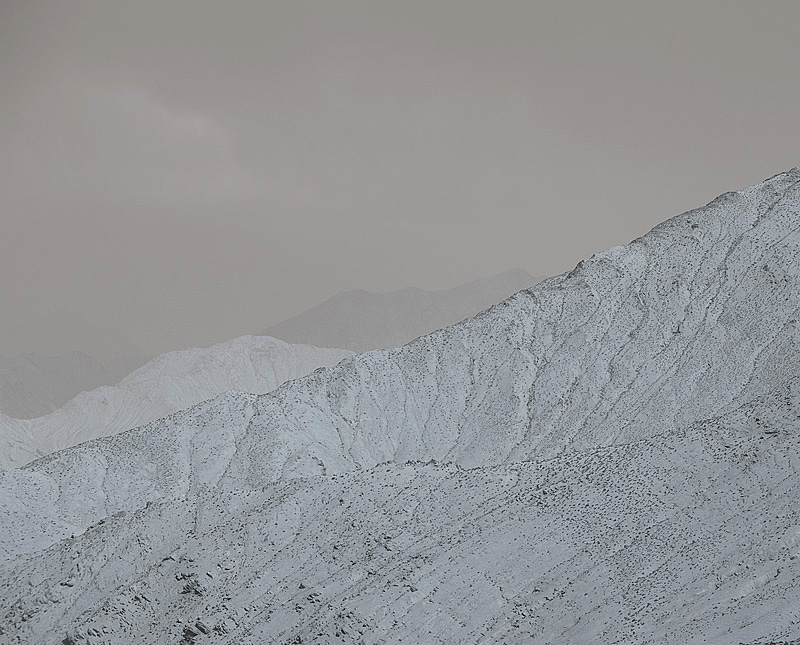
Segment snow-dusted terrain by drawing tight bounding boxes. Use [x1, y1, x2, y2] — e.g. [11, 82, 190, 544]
[0, 352, 148, 420]
[2, 168, 800, 643]
[0, 336, 352, 470]
[261, 268, 541, 352]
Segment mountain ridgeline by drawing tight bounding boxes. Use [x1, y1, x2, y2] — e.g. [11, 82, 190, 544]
[260, 268, 541, 352]
[2, 169, 800, 643]
[0, 352, 149, 420]
[0, 336, 353, 470]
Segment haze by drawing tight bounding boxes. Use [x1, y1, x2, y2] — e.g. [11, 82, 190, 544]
[1, 0, 798, 361]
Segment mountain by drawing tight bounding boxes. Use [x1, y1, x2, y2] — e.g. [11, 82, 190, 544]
[2, 168, 800, 643]
[0, 268, 534, 417]
[0, 336, 352, 470]
[0, 352, 149, 419]
[260, 268, 542, 352]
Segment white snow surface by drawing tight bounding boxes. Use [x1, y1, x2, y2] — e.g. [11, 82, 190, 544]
[0, 336, 352, 470]
[2, 168, 800, 644]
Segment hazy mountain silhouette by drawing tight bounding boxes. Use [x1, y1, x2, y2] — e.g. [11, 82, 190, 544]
[0, 352, 149, 419]
[261, 268, 542, 352]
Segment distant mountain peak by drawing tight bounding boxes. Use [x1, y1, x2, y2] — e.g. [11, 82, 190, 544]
[0, 335, 352, 469]
[260, 268, 541, 352]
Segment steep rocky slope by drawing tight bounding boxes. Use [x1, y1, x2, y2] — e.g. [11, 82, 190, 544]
[1, 168, 799, 643]
[261, 268, 541, 352]
[4, 380, 800, 644]
[0, 336, 352, 469]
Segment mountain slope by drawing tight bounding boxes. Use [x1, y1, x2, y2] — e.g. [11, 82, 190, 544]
[1, 168, 799, 643]
[0, 336, 352, 470]
[0, 352, 149, 419]
[260, 268, 541, 352]
[3, 381, 800, 644]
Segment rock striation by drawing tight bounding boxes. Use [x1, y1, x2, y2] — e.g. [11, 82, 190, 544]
[2, 169, 800, 643]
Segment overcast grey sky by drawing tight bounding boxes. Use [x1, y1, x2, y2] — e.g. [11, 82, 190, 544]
[1, 0, 798, 360]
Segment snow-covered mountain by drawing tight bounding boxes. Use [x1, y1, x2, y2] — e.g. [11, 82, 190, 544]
[0, 336, 352, 470]
[2, 168, 800, 643]
[260, 268, 541, 352]
[0, 352, 148, 419]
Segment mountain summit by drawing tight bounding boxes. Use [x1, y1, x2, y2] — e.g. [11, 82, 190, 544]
[2, 169, 800, 643]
